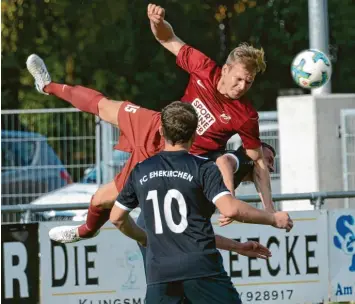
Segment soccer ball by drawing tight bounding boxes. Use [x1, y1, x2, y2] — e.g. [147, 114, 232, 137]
[291, 49, 332, 89]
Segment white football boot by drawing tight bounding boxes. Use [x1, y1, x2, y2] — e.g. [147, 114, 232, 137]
[26, 54, 51, 95]
[49, 225, 100, 244]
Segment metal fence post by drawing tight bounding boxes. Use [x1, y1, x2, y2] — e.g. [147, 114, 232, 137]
[95, 116, 102, 185]
[310, 193, 325, 210]
[308, 0, 331, 94]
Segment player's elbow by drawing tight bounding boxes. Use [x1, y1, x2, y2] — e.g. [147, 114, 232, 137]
[216, 195, 240, 219]
[221, 208, 239, 219]
[216, 154, 237, 172]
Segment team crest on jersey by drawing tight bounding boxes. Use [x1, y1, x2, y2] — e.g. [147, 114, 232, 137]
[192, 98, 216, 135]
[219, 113, 231, 124]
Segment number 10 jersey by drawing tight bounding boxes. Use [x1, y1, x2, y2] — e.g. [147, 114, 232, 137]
[116, 150, 231, 285]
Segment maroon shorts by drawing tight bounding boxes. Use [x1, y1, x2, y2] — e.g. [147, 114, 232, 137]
[113, 102, 164, 192]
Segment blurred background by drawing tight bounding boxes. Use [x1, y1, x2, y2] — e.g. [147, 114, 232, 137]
[2, 0, 355, 112]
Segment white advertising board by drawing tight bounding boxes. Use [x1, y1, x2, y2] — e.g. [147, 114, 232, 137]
[39, 222, 146, 304]
[212, 210, 329, 304]
[329, 209, 355, 302]
[40, 210, 329, 304]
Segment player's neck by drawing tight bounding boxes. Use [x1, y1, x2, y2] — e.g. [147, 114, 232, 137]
[164, 142, 190, 152]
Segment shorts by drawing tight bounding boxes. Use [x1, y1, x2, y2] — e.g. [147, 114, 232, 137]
[113, 101, 164, 192]
[145, 273, 242, 304]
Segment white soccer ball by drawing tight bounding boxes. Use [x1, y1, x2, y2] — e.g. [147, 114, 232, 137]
[291, 49, 332, 89]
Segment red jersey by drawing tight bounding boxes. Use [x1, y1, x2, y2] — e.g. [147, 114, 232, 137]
[177, 44, 261, 155]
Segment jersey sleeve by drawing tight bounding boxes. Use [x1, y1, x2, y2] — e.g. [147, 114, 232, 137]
[199, 161, 231, 204]
[176, 44, 216, 74]
[238, 111, 261, 150]
[115, 169, 139, 211]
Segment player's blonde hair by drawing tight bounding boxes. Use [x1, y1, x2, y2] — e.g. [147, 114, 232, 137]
[226, 43, 266, 74]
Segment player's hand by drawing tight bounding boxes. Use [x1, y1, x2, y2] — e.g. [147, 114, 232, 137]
[218, 214, 234, 227]
[147, 4, 165, 24]
[235, 241, 272, 260]
[272, 211, 293, 232]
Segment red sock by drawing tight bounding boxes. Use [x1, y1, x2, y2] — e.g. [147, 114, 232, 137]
[78, 203, 111, 238]
[44, 83, 104, 115]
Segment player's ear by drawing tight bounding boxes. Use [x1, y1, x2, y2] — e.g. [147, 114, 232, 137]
[221, 64, 229, 76]
[159, 126, 164, 137]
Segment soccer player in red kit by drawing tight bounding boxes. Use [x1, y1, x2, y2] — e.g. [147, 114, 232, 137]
[147, 4, 273, 211]
[26, 4, 276, 244]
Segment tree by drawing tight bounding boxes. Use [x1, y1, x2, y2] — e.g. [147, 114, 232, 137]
[2, 0, 354, 112]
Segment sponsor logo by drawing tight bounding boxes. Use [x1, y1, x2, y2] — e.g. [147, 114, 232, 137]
[333, 214, 355, 272]
[333, 214, 355, 297]
[197, 79, 207, 90]
[191, 98, 216, 135]
[219, 113, 231, 124]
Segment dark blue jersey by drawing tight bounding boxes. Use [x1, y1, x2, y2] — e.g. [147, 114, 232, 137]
[116, 150, 231, 285]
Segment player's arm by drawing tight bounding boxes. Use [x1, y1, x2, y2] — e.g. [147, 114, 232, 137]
[147, 4, 185, 56]
[214, 235, 271, 260]
[147, 3, 213, 75]
[110, 205, 147, 247]
[239, 113, 276, 213]
[215, 194, 292, 231]
[201, 161, 292, 230]
[245, 147, 275, 213]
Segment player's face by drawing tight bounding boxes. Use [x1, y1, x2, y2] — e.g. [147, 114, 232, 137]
[263, 147, 275, 173]
[221, 63, 255, 99]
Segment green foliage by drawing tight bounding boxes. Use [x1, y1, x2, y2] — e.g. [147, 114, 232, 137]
[2, 0, 355, 113]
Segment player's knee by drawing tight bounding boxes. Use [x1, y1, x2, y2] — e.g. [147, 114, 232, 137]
[90, 181, 118, 209]
[91, 193, 115, 209]
[216, 154, 237, 170]
[215, 154, 229, 167]
[97, 98, 123, 126]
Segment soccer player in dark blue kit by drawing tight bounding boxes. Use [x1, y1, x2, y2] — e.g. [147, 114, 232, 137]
[110, 101, 293, 304]
[135, 141, 278, 265]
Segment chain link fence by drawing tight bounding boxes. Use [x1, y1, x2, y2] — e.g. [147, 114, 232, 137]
[1, 108, 97, 222]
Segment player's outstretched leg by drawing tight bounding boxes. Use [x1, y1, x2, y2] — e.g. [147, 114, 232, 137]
[27, 55, 125, 243]
[48, 181, 118, 243]
[26, 54, 104, 115]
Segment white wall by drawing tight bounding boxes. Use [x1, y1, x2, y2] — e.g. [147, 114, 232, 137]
[277, 94, 355, 210]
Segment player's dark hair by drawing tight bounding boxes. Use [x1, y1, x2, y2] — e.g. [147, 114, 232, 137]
[161, 101, 198, 145]
[261, 142, 276, 156]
